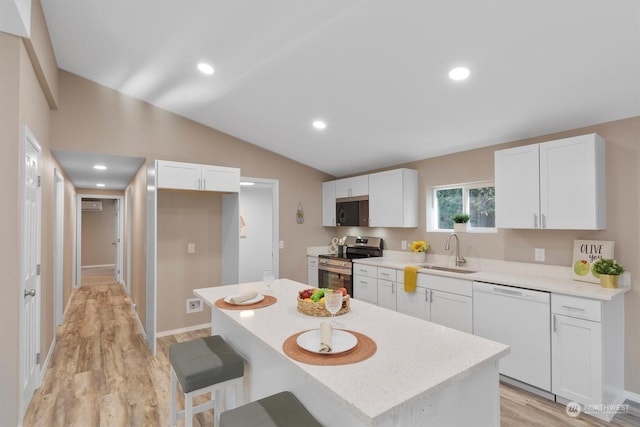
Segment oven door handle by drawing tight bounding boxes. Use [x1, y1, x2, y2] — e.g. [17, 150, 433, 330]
[318, 265, 352, 275]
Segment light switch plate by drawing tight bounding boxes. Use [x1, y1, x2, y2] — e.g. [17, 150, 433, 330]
[187, 243, 195, 254]
[535, 248, 545, 262]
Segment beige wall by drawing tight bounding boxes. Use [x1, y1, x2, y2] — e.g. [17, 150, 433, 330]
[328, 117, 640, 394]
[157, 191, 218, 332]
[81, 199, 116, 267]
[0, 31, 23, 425]
[128, 163, 148, 329]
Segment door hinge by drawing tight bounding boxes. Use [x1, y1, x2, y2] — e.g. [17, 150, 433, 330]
[37, 176, 41, 187]
[36, 353, 41, 364]
[36, 264, 41, 276]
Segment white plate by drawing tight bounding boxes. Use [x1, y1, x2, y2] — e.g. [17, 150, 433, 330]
[296, 329, 357, 354]
[224, 294, 265, 305]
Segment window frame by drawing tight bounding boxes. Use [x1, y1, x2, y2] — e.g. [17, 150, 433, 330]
[427, 180, 497, 233]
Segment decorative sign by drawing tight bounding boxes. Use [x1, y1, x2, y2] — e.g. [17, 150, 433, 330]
[572, 240, 614, 283]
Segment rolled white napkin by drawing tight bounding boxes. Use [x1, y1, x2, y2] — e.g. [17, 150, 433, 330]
[319, 322, 332, 353]
[229, 291, 258, 304]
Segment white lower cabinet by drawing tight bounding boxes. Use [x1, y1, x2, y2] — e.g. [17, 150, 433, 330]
[430, 290, 473, 334]
[551, 294, 624, 421]
[353, 264, 378, 304]
[377, 267, 397, 311]
[396, 273, 473, 333]
[307, 256, 318, 287]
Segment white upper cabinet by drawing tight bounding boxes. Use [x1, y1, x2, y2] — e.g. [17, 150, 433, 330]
[495, 134, 606, 230]
[335, 175, 369, 199]
[368, 168, 418, 228]
[322, 181, 336, 226]
[157, 160, 240, 192]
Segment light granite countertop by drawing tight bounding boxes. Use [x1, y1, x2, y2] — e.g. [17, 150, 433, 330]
[194, 279, 509, 425]
[353, 256, 629, 301]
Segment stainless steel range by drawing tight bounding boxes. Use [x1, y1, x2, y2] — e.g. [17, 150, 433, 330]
[318, 236, 383, 297]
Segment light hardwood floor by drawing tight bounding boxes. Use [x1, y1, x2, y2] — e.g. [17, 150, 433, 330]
[24, 282, 640, 426]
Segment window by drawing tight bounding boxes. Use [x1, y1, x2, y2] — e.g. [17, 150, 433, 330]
[429, 181, 495, 231]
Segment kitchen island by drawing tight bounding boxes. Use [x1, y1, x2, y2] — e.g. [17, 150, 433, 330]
[195, 279, 509, 426]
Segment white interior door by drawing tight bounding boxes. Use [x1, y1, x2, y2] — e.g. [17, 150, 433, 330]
[53, 169, 64, 326]
[20, 127, 41, 419]
[113, 198, 121, 282]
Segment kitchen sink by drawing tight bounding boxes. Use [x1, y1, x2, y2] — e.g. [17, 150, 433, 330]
[422, 265, 477, 274]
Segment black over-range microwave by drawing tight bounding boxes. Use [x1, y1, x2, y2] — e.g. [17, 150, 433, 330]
[336, 198, 369, 226]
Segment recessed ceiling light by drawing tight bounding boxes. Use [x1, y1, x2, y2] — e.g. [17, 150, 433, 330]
[93, 164, 107, 170]
[96, 183, 106, 188]
[312, 120, 327, 130]
[197, 62, 214, 75]
[449, 67, 470, 81]
[240, 182, 255, 186]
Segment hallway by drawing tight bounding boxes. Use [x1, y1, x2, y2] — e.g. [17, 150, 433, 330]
[23, 282, 212, 426]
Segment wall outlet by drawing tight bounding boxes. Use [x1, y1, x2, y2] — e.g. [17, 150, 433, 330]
[187, 243, 196, 254]
[535, 248, 545, 262]
[186, 298, 203, 313]
[279, 240, 284, 249]
[401, 240, 407, 250]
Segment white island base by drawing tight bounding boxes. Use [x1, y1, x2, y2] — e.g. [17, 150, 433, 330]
[195, 280, 508, 426]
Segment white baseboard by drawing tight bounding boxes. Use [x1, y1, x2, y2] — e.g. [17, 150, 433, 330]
[38, 335, 56, 385]
[134, 309, 147, 340]
[156, 323, 211, 338]
[81, 264, 115, 269]
[626, 389, 640, 404]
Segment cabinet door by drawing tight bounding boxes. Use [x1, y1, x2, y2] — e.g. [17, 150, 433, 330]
[307, 257, 318, 287]
[353, 275, 377, 304]
[552, 314, 602, 405]
[540, 134, 606, 230]
[397, 287, 429, 320]
[335, 175, 369, 198]
[322, 181, 336, 226]
[430, 290, 473, 333]
[495, 145, 540, 228]
[157, 160, 200, 190]
[377, 279, 396, 311]
[201, 165, 240, 192]
[369, 169, 418, 227]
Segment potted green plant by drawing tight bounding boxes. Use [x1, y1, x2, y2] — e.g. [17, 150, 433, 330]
[452, 213, 470, 232]
[592, 258, 624, 288]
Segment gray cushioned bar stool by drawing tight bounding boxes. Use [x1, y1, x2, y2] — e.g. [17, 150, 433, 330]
[169, 335, 245, 427]
[219, 391, 322, 427]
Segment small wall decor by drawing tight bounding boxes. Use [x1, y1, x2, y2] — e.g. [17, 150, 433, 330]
[572, 239, 614, 283]
[296, 202, 304, 224]
[240, 208, 247, 237]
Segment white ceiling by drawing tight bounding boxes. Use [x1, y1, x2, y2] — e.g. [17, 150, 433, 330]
[42, 0, 639, 177]
[52, 150, 144, 190]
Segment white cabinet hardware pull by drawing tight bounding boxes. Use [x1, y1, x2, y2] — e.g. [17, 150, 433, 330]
[553, 314, 557, 332]
[542, 214, 547, 228]
[534, 213, 538, 228]
[561, 305, 585, 311]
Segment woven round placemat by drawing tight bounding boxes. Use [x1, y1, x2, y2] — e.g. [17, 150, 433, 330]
[214, 295, 277, 310]
[282, 329, 376, 365]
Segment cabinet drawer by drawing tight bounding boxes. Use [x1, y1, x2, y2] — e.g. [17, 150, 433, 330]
[353, 264, 377, 278]
[552, 294, 601, 322]
[377, 267, 397, 281]
[353, 275, 377, 304]
[417, 274, 472, 297]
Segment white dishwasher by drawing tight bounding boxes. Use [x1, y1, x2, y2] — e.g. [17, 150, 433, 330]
[473, 281, 551, 392]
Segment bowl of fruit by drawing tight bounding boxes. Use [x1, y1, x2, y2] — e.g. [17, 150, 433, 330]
[297, 287, 350, 317]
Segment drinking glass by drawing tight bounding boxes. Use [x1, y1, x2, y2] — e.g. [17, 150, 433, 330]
[324, 289, 343, 326]
[263, 270, 274, 292]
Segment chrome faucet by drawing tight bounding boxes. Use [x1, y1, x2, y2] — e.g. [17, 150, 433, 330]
[445, 233, 466, 267]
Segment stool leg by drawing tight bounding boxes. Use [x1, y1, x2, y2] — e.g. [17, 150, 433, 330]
[170, 366, 177, 427]
[185, 391, 193, 427]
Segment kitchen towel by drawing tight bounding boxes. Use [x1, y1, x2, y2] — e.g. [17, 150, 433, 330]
[404, 266, 420, 292]
[229, 291, 258, 304]
[319, 322, 332, 353]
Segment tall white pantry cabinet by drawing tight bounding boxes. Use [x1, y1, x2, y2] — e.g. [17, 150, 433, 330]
[495, 133, 606, 230]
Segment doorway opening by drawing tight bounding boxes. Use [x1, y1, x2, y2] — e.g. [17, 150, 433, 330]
[75, 194, 124, 287]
